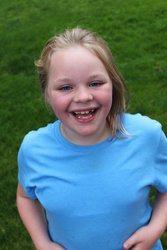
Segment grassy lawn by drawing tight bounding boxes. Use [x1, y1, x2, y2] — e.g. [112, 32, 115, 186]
[0, 0, 167, 249]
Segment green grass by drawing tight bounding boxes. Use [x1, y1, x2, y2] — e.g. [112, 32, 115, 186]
[0, 0, 167, 249]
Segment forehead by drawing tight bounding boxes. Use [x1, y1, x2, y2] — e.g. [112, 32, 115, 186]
[49, 45, 108, 76]
[50, 45, 98, 63]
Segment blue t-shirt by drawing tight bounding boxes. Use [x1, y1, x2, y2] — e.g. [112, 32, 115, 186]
[18, 113, 167, 250]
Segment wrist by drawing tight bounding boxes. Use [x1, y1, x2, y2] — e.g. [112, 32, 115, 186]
[147, 221, 166, 241]
[36, 241, 64, 250]
[35, 239, 52, 250]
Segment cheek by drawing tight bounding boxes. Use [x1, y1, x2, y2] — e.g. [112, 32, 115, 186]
[100, 94, 113, 119]
[106, 86, 113, 109]
[49, 93, 70, 116]
[99, 90, 113, 110]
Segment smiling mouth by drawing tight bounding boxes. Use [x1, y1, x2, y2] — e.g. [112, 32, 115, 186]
[72, 109, 97, 120]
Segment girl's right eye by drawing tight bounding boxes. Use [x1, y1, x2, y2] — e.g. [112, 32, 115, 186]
[59, 85, 72, 91]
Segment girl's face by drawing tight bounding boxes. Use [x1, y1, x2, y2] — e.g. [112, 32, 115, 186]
[47, 46, 113, 145]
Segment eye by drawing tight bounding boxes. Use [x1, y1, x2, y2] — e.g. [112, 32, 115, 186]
[59, 85, 72, 91]
[89, 81, 103, 87]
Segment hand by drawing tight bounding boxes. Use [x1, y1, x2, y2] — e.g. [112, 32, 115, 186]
[123, 226, 157, 250]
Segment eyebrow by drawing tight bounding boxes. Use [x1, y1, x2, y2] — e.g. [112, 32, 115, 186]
[88, 74, 107, 81]
[53, 77, 72, 84]
[55, 74, 107, 83]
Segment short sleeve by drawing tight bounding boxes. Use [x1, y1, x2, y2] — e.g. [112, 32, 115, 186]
[154, 129, 167, 192]
[18, 139, 37, 199]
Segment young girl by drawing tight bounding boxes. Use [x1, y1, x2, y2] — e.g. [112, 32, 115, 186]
[17, 27, 167, 250]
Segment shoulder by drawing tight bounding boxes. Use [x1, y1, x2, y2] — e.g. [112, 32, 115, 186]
[23, 122, 54, 143]
[123, 113, 162, 134]
[122, 113, 163, 145]
[19, 120, 59, 155]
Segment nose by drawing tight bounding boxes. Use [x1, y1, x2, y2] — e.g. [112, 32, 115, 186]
[73, 87, 93, 103]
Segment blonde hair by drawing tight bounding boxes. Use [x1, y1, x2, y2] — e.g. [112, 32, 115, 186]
[35, 27, 129, 138]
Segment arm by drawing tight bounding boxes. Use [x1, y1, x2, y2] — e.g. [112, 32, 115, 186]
[123, 192, 167, 250]
[16, 183, 64, 250]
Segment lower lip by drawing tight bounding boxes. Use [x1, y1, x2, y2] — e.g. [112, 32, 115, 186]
[72, 110, 97, 123]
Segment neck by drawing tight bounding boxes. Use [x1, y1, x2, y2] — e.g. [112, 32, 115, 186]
[60, 123, 111, 146]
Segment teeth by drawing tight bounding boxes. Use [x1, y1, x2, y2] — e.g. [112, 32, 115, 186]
[78, 114, 92, 119]
[81, 111, 89, 114]
[74, 110, 94, 115]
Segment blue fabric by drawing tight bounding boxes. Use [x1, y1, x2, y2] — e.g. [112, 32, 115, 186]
[18, 113, 167, 250]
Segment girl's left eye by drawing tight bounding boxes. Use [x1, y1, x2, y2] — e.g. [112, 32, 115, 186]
[89, 81, 103, 87]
